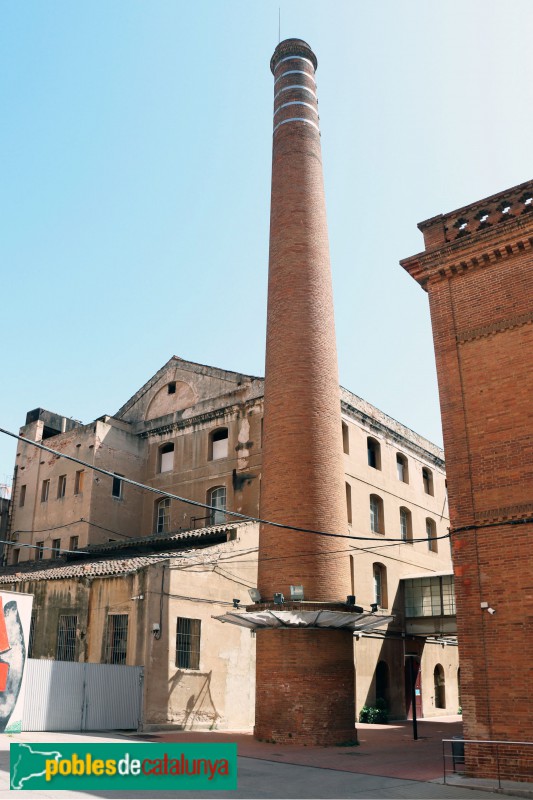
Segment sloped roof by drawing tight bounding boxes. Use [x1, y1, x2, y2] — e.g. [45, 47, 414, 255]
[0, 522, 254, 584]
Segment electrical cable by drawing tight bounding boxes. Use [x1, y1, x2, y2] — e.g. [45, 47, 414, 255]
[0, 427, 452, 545]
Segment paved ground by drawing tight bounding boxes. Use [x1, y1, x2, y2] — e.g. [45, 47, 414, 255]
[0, 718, 530, 799]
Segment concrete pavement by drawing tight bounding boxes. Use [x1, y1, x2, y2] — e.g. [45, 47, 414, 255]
[0, 720, 529, 799]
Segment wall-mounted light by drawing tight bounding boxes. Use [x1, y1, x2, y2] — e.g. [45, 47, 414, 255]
[232, 598, 241, 609]
[290, 585, 304, 601]
[273, 593, 285, 605]
[481, 602, 496, 614]
[248, 588, 261, 603]
[346, 595, 356, 605]
[370, 603, 378, 613]
[151, 623, 161, 640]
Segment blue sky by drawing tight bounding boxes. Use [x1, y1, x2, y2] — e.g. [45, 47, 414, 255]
[2, 0, 532, 483]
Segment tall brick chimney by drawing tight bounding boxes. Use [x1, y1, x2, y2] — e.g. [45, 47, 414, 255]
[253, 39, 355, 746]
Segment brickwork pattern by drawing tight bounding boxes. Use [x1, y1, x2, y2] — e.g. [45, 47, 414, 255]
[259, 40, 349, 602]
[255, 39, 355, 747]
[254, 629, 355, 745]
[402, 184, 533, 769]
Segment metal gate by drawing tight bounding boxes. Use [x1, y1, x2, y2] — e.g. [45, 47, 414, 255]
[22, 659, 143, 731]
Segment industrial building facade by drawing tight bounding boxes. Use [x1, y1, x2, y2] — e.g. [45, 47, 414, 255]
[2, 356, 459, 727]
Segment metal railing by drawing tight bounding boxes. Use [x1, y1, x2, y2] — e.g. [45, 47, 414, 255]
[443, 738, 533, 789]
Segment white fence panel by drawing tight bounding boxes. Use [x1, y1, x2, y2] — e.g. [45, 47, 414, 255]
[84, 662, 143, 730]
[22, 660, 143, 731]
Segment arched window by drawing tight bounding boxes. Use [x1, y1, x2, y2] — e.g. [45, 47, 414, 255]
[373, 563, 388, 608]
[434, 664, 446, 709]
[156, 498, 170, 534]
[400, 507, 412, 542]
[367, 437, 381, 470]
[426, 517, 438, 552]
[209, 428, 228, 461]
[370, 494, 384, 534]
[396, 453, 408, 483]
[342, 421, 349, 454]
[346, 482, 352, 525]
[376, 660, 390, 706]
[159, 442, 174, 473]
[422, 467, 434, 496]
[208, 485, 227, 525]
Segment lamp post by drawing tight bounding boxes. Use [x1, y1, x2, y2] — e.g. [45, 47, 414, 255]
[405, 653, 419, 741]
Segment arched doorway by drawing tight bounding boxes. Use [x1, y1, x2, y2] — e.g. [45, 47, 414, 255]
[375, 660, 390, 707]
[434, 664, 446, 709]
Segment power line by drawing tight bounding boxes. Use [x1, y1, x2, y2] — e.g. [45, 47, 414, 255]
[1, 427, 452, 545]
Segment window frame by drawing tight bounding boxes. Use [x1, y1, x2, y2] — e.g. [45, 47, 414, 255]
[209, 428, 229, 461]
[396, 453, 409, 483]
[370, 494, 384, 535]
[176, 617, 201, 670]
[208, 485, 227, 525]
[41, 479, 50, 503]
[56, 614, 78, 661]
[105, 613, 129, 665]
[159, 443, 175, 473]
[112, 473, 123, 499]
[156, 497, 171, 534]
[57, 475, 67, 499]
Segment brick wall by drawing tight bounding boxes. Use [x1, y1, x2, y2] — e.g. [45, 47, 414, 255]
[402, 181, 533, 770]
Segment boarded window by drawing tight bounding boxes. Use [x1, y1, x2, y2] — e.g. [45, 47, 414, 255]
[105, 614, 128, 665]
[345, 482, 352, 525]
[19, 485, 26, 507]
[41, 479, 50, 503]
[396, 453, 408, 483]
[69, 536, 79, 551]
[35, 541, 44, 560]
[52, 539, 61, 557]
[74, 470, 84, 494]
[210, 428, 228, 460]
[159, 443, 174, 473]
[56, 615, 78, 661]
[342, 421, 349, 454]
[176, 617, 201, 670]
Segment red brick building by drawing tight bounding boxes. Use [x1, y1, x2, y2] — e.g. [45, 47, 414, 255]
[401, 180, 533, 777]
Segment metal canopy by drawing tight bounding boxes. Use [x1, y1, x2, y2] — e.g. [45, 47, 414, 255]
[214, 609, 393, 631]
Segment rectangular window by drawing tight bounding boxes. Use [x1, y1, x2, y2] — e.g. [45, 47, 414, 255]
[52, 538, 61, 557]
[156, 498, 171, 533]
[57, 475, 67, 499]
[41, 479, 50, 503]
[35, 541, 44, 560]
[105, 614, 128, 665]
[19, 485, 26, 507]
[112, 474, 123, 499]
[69, 535, 79, 551]
[56, 615, 78, 661]
[74, 470, 84, 494]
[345, 482, 352, 525]
[176, 617, 201, 670]
[13, 549, 20, 565]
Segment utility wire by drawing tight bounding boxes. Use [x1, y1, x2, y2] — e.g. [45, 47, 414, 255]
[1, 427, 451, 545]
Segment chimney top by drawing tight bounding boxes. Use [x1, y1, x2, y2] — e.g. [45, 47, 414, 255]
[270, 38, 317, 74]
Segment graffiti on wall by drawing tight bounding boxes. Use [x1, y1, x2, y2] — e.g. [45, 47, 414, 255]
[0, 592, 33, 733]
